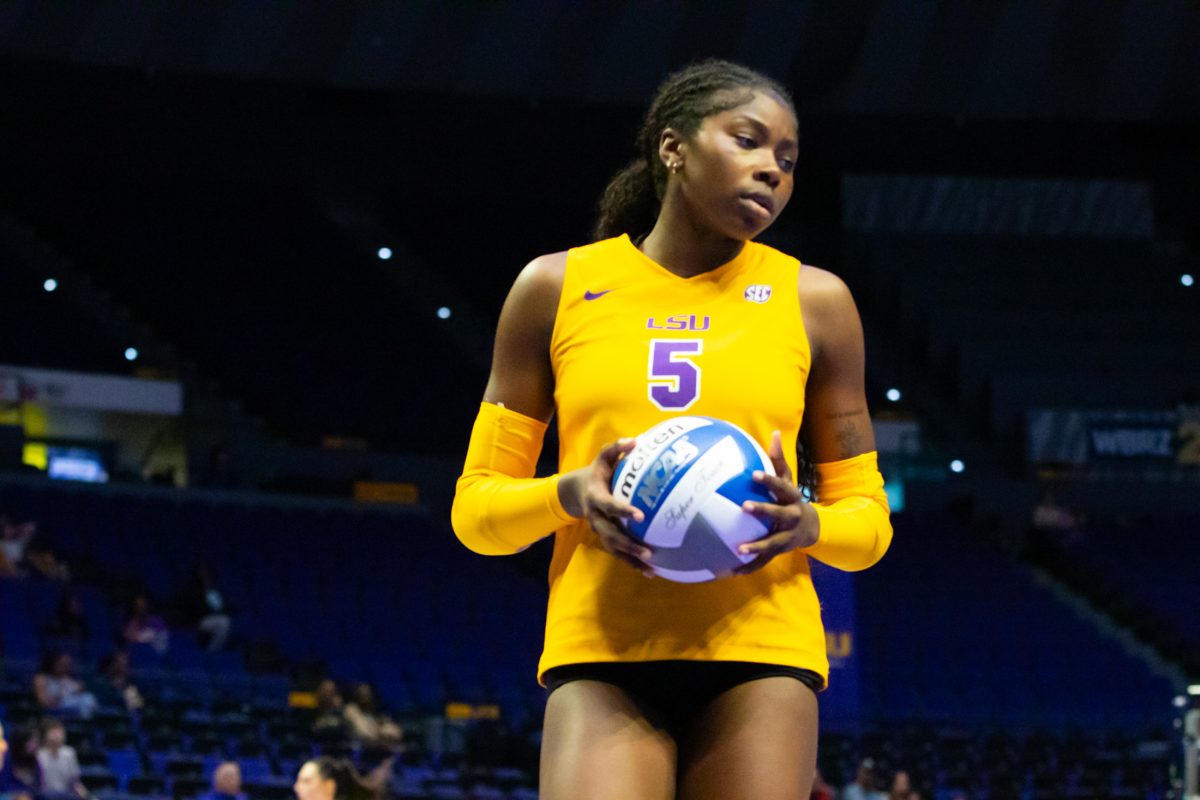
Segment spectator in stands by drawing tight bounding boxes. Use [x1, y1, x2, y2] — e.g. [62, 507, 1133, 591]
[0, 514, 35, 578]
[179, 564, 233, 652]
[312, 679, 347, 738]
[841, 758, 885, 800]
[1031, 488, 1086, 545]
[33, 653, 98, 720]
[293, 757, 378, 800]
[198, 762, 246, 800]
[1, 725, 38, 793]
[809, 767, 835, 800]
[48, 589, 88, 645]
[122, 593, 170, 654]
[343, 684, 402, 749]
[91, 651, 144, 713]
[35, 718, 87, 799]
[23, 526, 71, 582]
[0, 719, 33, 800]
[887, 770, 920, 800]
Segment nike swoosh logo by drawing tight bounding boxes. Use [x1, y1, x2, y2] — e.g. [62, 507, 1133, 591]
[584, 289, 614, 301]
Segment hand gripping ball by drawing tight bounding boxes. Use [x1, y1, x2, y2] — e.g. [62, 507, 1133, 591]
[610, 416, 776, 582]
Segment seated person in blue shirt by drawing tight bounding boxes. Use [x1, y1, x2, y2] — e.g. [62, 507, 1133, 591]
[198, 762, 246, 800]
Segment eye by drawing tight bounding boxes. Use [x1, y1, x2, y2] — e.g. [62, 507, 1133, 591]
[779, 157, 796, 172]
[734, 134, 757, 149]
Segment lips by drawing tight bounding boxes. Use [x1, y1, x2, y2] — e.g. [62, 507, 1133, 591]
[741, 192, 774, 216]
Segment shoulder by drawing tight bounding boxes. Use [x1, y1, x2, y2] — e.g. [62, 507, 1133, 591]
[795, 264, 862, 359]
[796, 263, 855, 314]
[511, 250, 569, 298]
[501, 250, 570, 330]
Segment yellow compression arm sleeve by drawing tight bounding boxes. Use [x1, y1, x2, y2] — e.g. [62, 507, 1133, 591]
[803, 450, 893, 572]
[451, 401, 577, 556]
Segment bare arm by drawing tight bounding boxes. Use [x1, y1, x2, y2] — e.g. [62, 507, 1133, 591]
[452, 251, 649, 570]
[798, 265, 876, 462]
[736, 264, 890, 573]
[481, 252, 566, 421]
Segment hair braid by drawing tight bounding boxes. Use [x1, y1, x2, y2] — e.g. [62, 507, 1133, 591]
[592, 59, 795, 243]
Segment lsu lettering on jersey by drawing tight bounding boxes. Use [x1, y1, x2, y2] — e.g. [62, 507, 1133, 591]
[541, 233, 828, 685]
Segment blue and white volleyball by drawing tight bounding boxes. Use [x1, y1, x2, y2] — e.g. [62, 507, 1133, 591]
[610, 416, 776, 583]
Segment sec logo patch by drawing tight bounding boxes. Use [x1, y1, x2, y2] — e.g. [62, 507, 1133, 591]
[743, 284, 772, 303]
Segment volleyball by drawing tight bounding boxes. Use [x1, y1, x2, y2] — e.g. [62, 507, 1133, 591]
[610, 416, 777, 583]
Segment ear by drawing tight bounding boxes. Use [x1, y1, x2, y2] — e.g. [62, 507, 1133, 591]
[657, 127, 687, 171]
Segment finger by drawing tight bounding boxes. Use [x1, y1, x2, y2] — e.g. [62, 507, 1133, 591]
[767, 430, 794, 483]
[740, 500, 802, 533]
[599, 437, 638, 468]
[593, 493, 645, 525]
[736, 529, 793, 556]
[751, 469, 801, 504]
[733, 546, 780, 575]
[592, 529, 656, 576]
[610, 549, 656, 578]
[590, 516, 654, 561]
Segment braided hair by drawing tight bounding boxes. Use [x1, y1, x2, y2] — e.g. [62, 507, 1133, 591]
[592, 58, 795, 244]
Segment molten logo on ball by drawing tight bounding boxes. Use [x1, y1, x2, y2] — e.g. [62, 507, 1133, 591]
[611, 416, 776, 583]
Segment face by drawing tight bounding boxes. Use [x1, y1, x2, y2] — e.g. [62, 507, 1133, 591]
[0, 722, 8, 769]
[317, 680, 337, 704]
[666, 91, 798, 240]
[294, 762, 334, 800]
[214, 763, 242, 794]
[45, 725, 66, 748]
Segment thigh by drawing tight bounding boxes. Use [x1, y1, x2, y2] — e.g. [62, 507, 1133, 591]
[677, 676, 818, 800]
[540, 679, 677, 800]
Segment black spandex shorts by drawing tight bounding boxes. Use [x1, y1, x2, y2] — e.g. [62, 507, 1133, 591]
[543, 660, 824, 740]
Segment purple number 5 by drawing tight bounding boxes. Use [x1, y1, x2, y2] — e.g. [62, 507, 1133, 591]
[648, 339, 703, 410]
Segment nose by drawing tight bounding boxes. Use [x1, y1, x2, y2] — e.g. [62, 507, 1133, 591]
[753, 160, 781, 189]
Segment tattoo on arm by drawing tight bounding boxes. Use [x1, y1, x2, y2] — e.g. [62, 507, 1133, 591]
[825, 409, 867, 459]
[835, 421, 863, 459]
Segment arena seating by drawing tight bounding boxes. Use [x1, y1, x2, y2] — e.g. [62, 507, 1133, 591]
[0, 477, 1184, 799]
[0, 477, 548, 720]
[1027, 512, 1200, 675]
[855, 511, 1177, 733]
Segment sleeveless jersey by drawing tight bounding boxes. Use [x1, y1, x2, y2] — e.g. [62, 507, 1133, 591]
[540, 233, 828, 685]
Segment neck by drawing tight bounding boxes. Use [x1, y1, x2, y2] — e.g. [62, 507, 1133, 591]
[638, 199, 744, 277]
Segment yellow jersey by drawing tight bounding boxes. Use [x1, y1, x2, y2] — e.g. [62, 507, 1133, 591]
[540, 233, 828, 685]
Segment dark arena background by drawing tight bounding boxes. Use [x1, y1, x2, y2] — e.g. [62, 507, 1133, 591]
[1, 4, 1199, 800]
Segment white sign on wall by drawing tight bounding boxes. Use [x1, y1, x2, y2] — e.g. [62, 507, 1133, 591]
[0, 365, 182, 416]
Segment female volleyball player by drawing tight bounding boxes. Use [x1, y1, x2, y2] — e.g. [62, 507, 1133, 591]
[452, 59, 892, 800]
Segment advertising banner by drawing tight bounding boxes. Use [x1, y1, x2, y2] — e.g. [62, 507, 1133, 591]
[1028, 408, 1200, 467]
